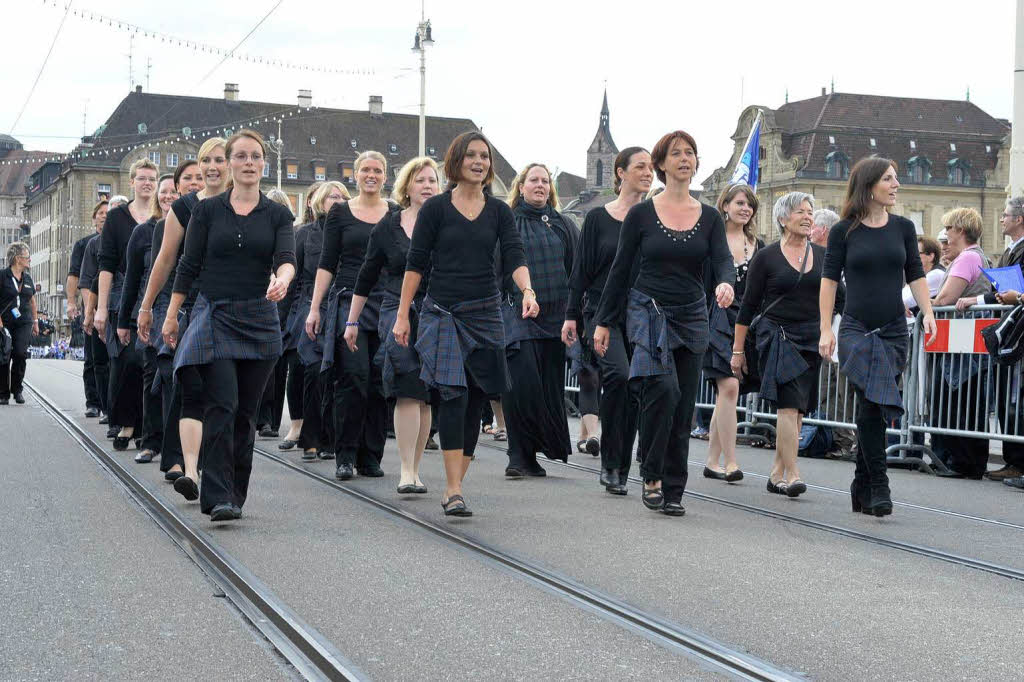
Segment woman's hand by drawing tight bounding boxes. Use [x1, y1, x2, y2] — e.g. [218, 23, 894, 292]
[921, 311, 937, 345]
[393, 314, 411, 347]
[996, 289, 1021, 306]
[162, 315, 179, 349]
[593, 325, 610, 357]
[343, 324, 359, 352]
[67, 301, 79, 319]
[561, 320, 577, 347]
[818, 328, 836, 360]
[117, 328, 131, 346]
[137, 309, 152, 344]
[954, 297, 976, 312]
[266, 274, 289, 302]
[32, 319, 39, 336]
[715, 283, 735, 309]
[304, 309, 321, 341]
[730, 351, 746, 377]
[83, 309, 94, 334]
[93, 308, 108, 337]
[521, 291, 540, 319]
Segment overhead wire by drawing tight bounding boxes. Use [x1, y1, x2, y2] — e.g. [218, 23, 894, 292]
[8, 0, 74, 134]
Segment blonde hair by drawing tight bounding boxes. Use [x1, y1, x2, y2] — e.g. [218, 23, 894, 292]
[197, 137, 227, 163]
[150, 174, 175, 221]
[303, 181, 324, 222]
[129, 158, 158, 181]
[6, 241, 29, 268]
[354, 150, 387, 175]
[942, 207, 983, 244]
[310, 181, 351, 219]
[391, 157, 439, 208]
[507, 163, 560, 211]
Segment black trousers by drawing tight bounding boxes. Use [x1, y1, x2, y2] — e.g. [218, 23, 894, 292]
[332, 331, 386, 469]
[931, 370, 989, 478]
[156, 354, 183, 472]
[141, 346, 163, 451]
[577, 365, 600, 417]
[299, 361, 333, 451]
[637, 347, 703, 504]
[82, 327, 101, 410]
[285, 350, 304, 422]
[437, 383, 488, 453]
[88, 331, 109, 413]
[197, 357, 276, 513]
[258, 350, 301, 430]
[0, 324, 31, 398]
[593, 321, 639, 476]
[853, 388, 890, 495]
[503, 338, 571, 467]
[107, 315, 143, 431]
[993, 365, 1024, 471]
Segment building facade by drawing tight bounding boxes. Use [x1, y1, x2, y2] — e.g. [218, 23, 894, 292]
[0, 134, 55, 257]
[701, 90, 1011, 253]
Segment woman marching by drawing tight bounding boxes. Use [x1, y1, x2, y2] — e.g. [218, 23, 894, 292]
[820, 157, 936, 516]
[733, 192, 833, 497]
[289, 182, 346, 461]
[0, 243, 38, 404]
[703, 184, 763, 483]
[594, 131, 734, 516]
[345, 157, 439, 493]
[95, 158, 159, 450]
[307, 152, 390, 481]
[394, 132, 535, 517]
[117, 172, 180, 462]
[163, 129, 295, 521]
[501, 163, 577, 478]
[563, 147, 652, 495]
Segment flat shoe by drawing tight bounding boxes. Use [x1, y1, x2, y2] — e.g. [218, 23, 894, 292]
[492, 429, 507, 442]
[524, 464, 546, 477]
[576, 439, 588, 454]
[786, 480, 807, 497]
[134, 449, 157, 463]
[164, 470, 184, 482]
[411, 484, 428, 494]
[424, 436, 439, 451]
[210, 503, 234, 522]
[173, 476, 199, 501]
[703, 466, 727, 480]
[301, 450, 317, 461]
[98, 414, 109, 424]
[766, 479, 788, 495]
[642, 487, 664, 510]
[318, 450, 334, 460]
[505, 466, 525, 478]
[585, 437, 600, 457]
[357, 466, 384, 477]
[278, 439, 298, 450]
[661, 501, 685, 516]
[724, 469, 744, 483]
[85, 407, 100, 418]
[397, 484, 417, 494]
[113, 436, 130, 451]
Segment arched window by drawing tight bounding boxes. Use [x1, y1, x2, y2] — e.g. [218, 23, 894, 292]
[906, 156, 931, 184]
[947, 158, 971, 185]
[595, 159, 604, 187]
[824, 151, 849, 179]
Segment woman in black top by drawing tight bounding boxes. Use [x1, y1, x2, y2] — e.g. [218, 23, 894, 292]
[0, 242, 37, 404]
[733, 192, 825, 498]
[307, 151, 390, 482]
[346, 157, 439, 493]
[500, 163, 577, 477]
[164, 130, 295, 522]
[564, 148, 652, 494]
[118, 173, 179, 462]
[289, 182, 347, 461]
[594, 131, 735, 517]
[96, 158, 159, 449]
[395, 131, 535, 517]
[704, 184, 763, 484]
[820, 157, 936, 517]
[74, 201, 109, 419]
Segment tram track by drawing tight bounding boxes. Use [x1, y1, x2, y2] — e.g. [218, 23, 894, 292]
[26, 381, 368, 682]
[473, 441, 1024, 583]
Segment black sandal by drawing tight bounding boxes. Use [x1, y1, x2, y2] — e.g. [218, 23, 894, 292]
[642, 487, 664, 510]
[442, 494, 473, 517]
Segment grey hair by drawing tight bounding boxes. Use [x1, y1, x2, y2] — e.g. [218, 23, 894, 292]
[6, 241, 29, 268]
[108, 195, 129, 208]
[812, 208, 839, 230]
[1006, 196, 1024, 218]
[266, 188, 290, 207]
[772, 192, 815, 233]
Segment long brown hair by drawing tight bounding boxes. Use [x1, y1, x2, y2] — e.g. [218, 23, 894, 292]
[613, 146, 648, 194]
[716, 183, 759, 242]
[841, 157, 897, 234]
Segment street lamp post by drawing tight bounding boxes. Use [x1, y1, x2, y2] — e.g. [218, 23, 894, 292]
[1012, 0, 1024, 196]
[269, 119, 284, 191]
[412, 12, 435, 157]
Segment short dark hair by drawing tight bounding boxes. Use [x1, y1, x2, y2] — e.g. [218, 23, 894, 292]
[917, 236, 941, 269]
[443, 131, 495, 191]
[650, 130, 699, 184]
[613, 146, 648, 194]
[173, 159, 199, 189]
[91, 200, 108, 219]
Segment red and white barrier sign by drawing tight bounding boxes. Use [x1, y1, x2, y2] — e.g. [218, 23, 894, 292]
[924, 318, 998, 354]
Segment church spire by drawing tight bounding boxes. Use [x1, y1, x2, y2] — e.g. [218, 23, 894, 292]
[601, 87, 610, 126]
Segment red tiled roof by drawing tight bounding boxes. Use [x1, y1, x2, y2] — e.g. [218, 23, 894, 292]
[0, 150, 57, 197]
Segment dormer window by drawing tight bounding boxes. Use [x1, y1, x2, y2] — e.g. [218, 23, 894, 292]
[907, 155, 932, 184]
[310, 136, 317, 145]
[388, 143, 398, 155]
[869, 138, 877, 148]
[427, 146, 436, 156]
[909, 140, 916, 150]
[986, 144, 992, 153]
[950, 143, 957, 152]
[824, 150, 850, 179]
[828, 135, 835, 145]
[947, 157, 971, 185]
[350, 139, 358, 149]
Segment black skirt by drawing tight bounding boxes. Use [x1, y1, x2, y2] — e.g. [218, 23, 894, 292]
[503, 337, 571, 462]
[755, 319, 821, 413]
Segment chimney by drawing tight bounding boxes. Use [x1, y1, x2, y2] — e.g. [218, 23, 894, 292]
[369, 95, 383, 118]
[298, 89, 312, 108]
[821, 87, 826, 96]
[135, 85, 142, 94]
[224, 83, 239, 101]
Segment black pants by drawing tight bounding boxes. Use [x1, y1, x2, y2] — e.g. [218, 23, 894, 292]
[637, 347, 703, 504]
[156, 354, 183, 472]
[141, 346, 163, 451]
[437, 383, 488, 453]
[503, 338, 571, 468]
[88, 331, 109, 413]
[0, 324, 30, 398]
[931, 370, 989, 478]
[333, 330, 386, 469]
[594, 322, 639, 476]
[82, 326, 101, 410]
[197, 357, 276, 513]
[299, 361, 333, 451]
[107, 315, 143, 431]
[993, 366, 1024, 471]
[285, 350, 304, 423]
[853, 388, 890, 495]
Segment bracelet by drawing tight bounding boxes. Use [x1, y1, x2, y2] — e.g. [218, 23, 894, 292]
[139, 308, 152, 314]
[344, 321, 359, 327]
[732, 350, 744, 356]
[521, 288, 536, 298]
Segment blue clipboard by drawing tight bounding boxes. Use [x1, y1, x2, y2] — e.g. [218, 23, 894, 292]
[982, 265, 1024, 292]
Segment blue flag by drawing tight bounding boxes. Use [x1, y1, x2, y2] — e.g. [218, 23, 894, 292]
[982, 265, 1024, 292]
[729, 111, 762, 190]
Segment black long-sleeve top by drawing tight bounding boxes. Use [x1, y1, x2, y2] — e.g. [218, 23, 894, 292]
[406, 191, 526, 309]
[566, 205, 640, 320]
[354, 210, 428, 299]
[318, 202, 376, 292]
[117, 218, 157, 327]
[596, 200, 735, 327]
[69, 232, 98, 279]
[98, 201, 143, 277]
[737, 241, 829, 327]
[147, 219, 176, 304]
[0, 267, 34, 328]
[173, 190, 296, 301]
[277, 224, 308, 325]
[294, 219, 324, 299]
[81, 236, 101, 294]
[823, 215, 924, 330]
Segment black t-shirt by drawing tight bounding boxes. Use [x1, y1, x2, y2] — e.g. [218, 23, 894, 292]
[81, 237, 101, 294]
[737, 241, 826, 327]
[318, 202, 378, 291]
[69, 232, 98, 278]
[355, 210, 427, 299]
[99, 202, 143, 276]
[0, 267, 34, 327]
[117, 218, 157, 326]
[173, 190, 296, 301]
[406, 191, 526, 309]
[822, 215, 925, 329]
[294, 219, 325, 298]
[566, 205, 643, 319]
[597, 200, 735, 326]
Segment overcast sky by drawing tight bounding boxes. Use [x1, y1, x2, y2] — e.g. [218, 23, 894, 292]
[3, 0, 1017, 186]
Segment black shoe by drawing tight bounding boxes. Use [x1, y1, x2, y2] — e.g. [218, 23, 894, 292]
[231, 504, 242, 519]
[301, 449, 317, 462]
[936, 469, 966, 479]
[173, 475, 199, 501]
[13, 392, 24, 404]
[335, 464, 354, 480]
[442, 494, 472, 517]
[425, 436, 439, 450]
[318, 450, 334, 460]
[724, 468, 744, 483]
[766, 479, 788, 495]
[357, 465, 384, 477]
[106, 426, 118, 439]
[585, 437, 600, 457]
[600, 468, 616, 487]
[786, 480, 807, 498]
[113, 436, 130, 451]
[85, 407, 100, 418]
[504, 466, 525, 478]
[258, 426, 278, 438]
[850, 480, 869, 513]
[703, 466, 727, 480]
[278, 439, 297, 450]
[98, 413, 109, 424]
[524, 462, 546, 477]
[164, 469, 184, 482]
[661, 501, 685, 516]
[397, 484, 418, 494]
[0, 398, 7, 405]
[642, 486, 664, 510]
[868, 485, 893, 517]
[134, 449, 157, 463]
[210, 503, 235, 522]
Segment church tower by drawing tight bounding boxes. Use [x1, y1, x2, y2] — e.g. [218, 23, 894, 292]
[586, 89, 619, 190]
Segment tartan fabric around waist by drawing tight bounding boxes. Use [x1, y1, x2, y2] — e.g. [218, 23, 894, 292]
[282, 292, 309, 352]
[415, 294, 505, 400]
[173, 294, 282, 374]
[320, 286, 382, 374]
[297, 297, 328, 367]
[705, 303, 738, 378]
[754, 318, 819, 402]
[376, 295, 424, 392]
[838, 314, 908, 420]
[626, 289, 709, 378]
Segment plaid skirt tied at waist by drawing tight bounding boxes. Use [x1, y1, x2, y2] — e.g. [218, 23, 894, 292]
[837, 314, 909, 421]
[754, 318, 820, 403]
[375, 295, 425, 396]
[415, 294, 507, 401]
[320, 286, 383, 375]
[626, 288, 709, 379]
[172, 293, 282, 374]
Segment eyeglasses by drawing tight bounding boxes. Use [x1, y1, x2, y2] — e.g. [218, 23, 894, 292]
[231, 152, 264, 162]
